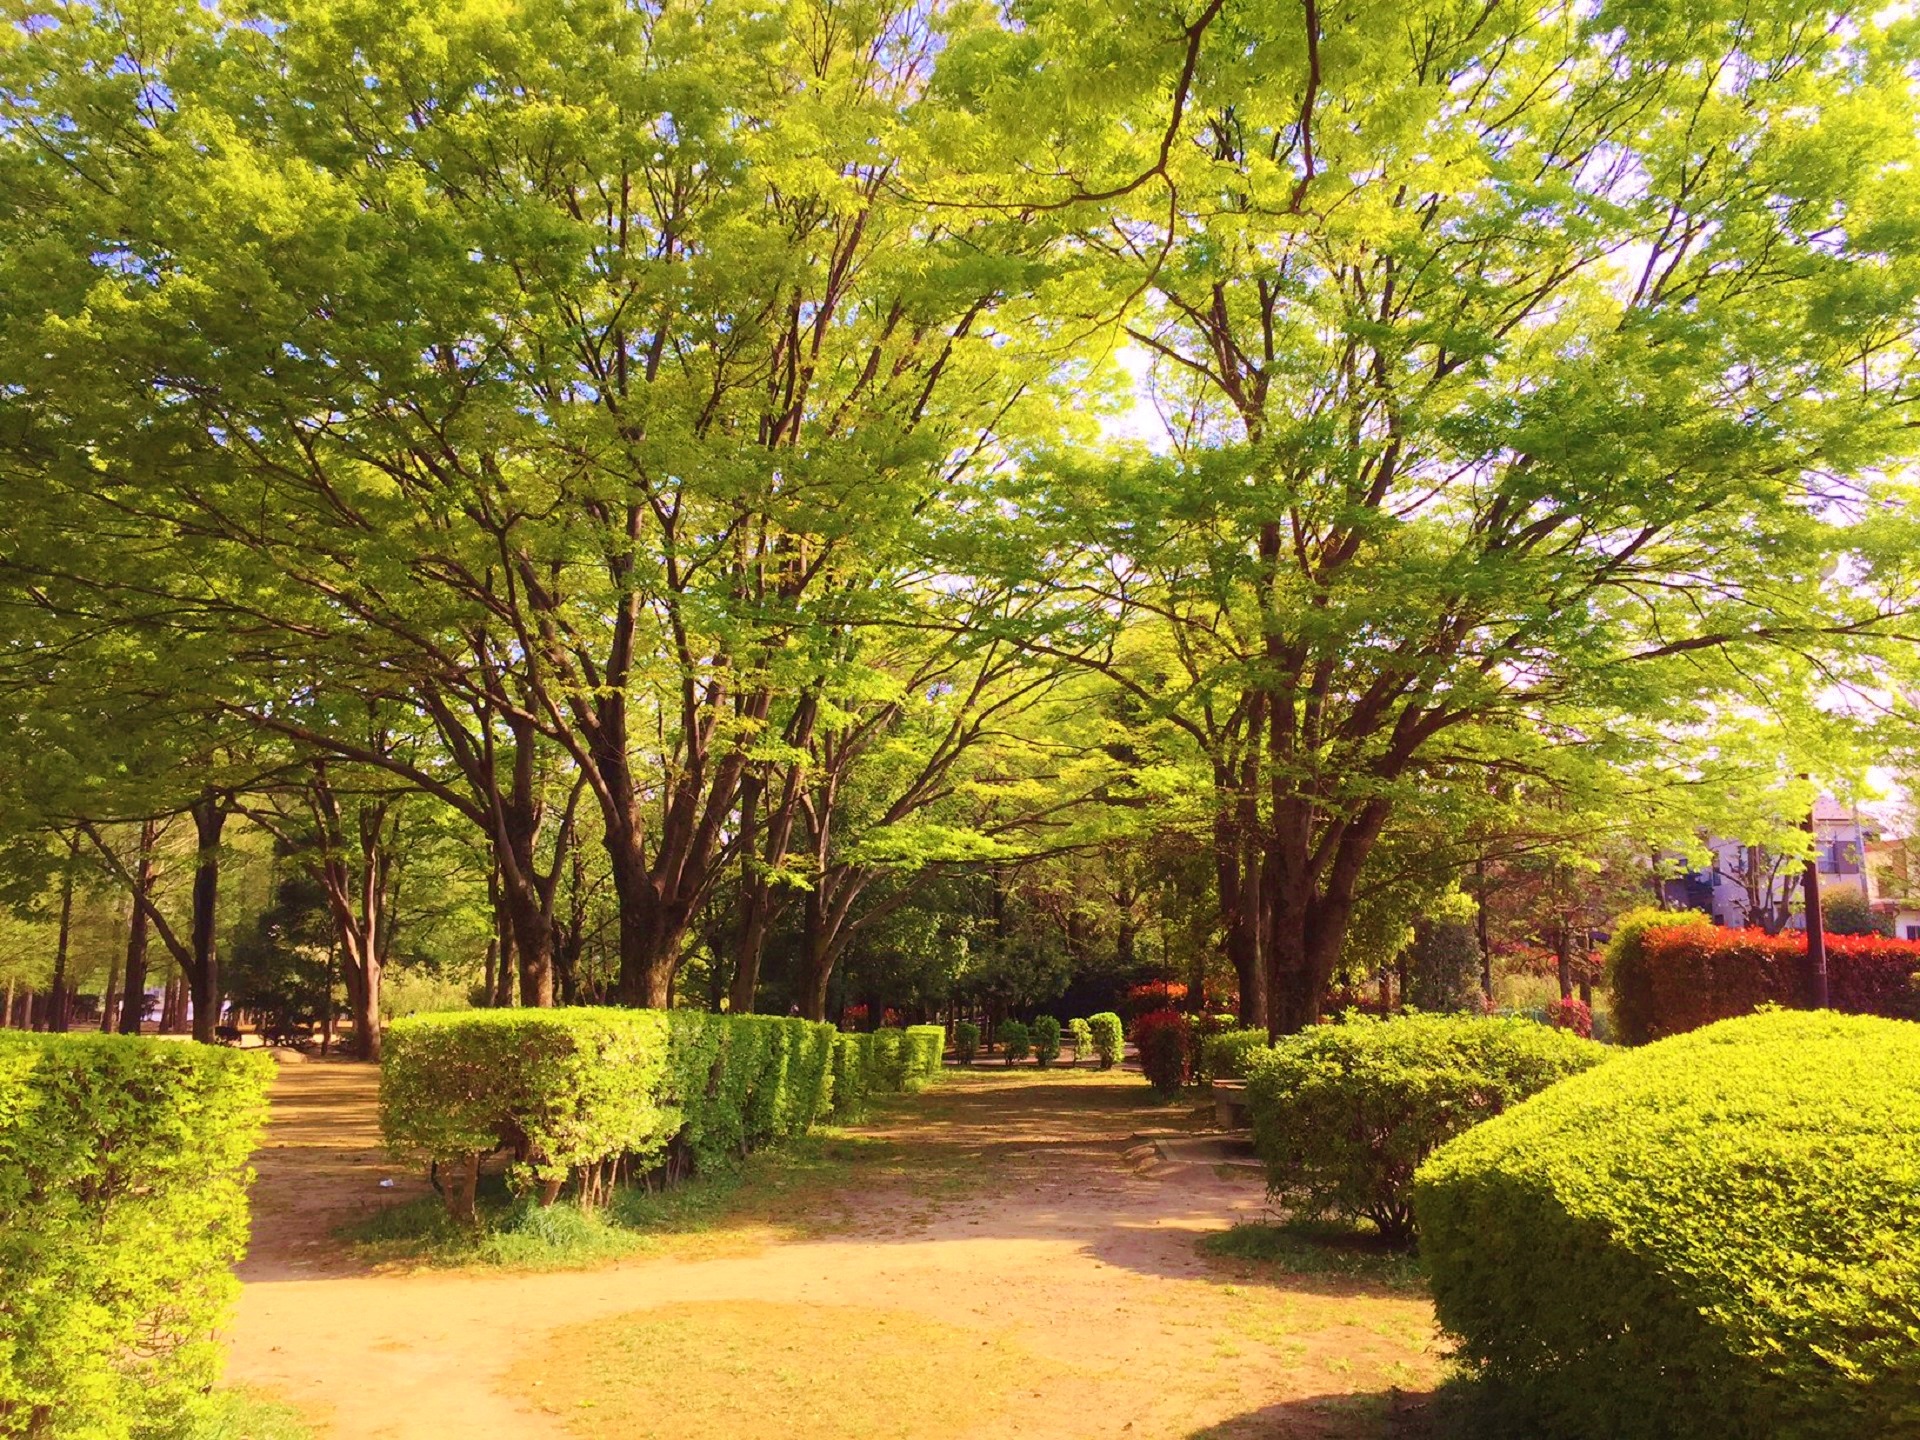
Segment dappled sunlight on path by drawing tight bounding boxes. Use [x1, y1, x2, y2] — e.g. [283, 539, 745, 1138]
[226, 1065, 1441, 1439]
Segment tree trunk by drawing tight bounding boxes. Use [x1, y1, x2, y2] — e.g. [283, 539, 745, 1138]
[187, 796, 227, 1043]
[608, 835, 684, 1008]
[49, 839, 75, 1032]
[117, 818, 160, 1036]
[1555, 923, 1574, 1000]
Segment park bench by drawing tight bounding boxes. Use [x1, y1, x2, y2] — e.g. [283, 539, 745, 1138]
[1211, 1078, 1249, 1132]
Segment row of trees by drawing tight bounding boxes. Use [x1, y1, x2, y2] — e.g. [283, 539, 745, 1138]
[5, 0, 1920, 1051]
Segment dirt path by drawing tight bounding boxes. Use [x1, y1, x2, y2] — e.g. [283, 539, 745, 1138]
[227, 1065, 1441, 1439]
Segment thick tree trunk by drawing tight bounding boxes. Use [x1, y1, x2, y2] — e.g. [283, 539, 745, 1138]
[117, 818, 160, 1036]
[607, 834, 686, 1008]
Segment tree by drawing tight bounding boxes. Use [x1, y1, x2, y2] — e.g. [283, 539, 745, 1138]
[0, 0, 1082, 1010]
[955, 0, 1920, 1030]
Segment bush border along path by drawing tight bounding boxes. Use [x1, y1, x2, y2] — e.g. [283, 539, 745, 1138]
[1416, 1010, 1920, 1440]
[0, 1032, 273, 1440]
[382, 1011, 944, 1219]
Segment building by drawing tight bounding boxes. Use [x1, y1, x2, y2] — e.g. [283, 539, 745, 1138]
[1662, 798, 1880, 932]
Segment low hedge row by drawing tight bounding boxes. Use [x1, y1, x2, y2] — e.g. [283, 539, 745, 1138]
[383, 1010, 858, 1215]
[1415, 1010, 1920, 1440]
[1200, 1027, 1270, 1081]
[1613, 918, 1920, 1043]
[1244, 1013, 1607, 1245]
[0, 1033, 273, 1439]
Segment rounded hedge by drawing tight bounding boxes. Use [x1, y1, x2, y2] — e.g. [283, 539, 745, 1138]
[1413, 1010, 1920, 1440]
[1245, 1013, 1607, 1244]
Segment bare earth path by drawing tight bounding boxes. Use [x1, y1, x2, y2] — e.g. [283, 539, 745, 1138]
[228, 1064, 1442, 1439]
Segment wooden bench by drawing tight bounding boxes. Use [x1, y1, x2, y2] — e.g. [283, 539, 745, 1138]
[1211, 1078, 1250, 1131]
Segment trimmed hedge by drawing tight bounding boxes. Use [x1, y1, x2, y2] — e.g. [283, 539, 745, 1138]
[904, 1025, 946, 1085]
[1414, 1011, 1920, 1440]
[1086, 1011, 1123, 1069]
[1602, 906, 1711, 1045]
[1621, 923, 1920, 1042]
[829, 1032, 875, 1122]
[999, 1019, 1030, 1064]
[1244, 1013, 1607, 1244]
[955, 1021, 980, 1063]
[1132, 1009, 1190, 1096]
[1066, 1017, 1093, 1064]
[1030, 1015, 1062, 1067]
[0, 1033, 273, 1439]
[382, 1009, 841, 1215]
[1200, 1027, 1270, 1082]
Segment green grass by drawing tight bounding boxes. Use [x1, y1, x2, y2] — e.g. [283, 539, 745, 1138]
[341, 1128, 926, 1270]
[188, 1389, 314, 1440]
[1199, 1219, 1427, 1292]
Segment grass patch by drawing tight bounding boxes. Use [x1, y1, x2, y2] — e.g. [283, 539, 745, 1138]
[1199, 1219, 1427, 1292]
[188, 1389, 314, 1440]
[514, 1299, 1083, 1439]
[341, 1126, 964, 1271]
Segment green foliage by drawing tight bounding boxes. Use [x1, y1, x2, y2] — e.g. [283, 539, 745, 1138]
[1066, 1017, 1093, 1064]
[1414, 1011, 1920, 1440]
[904, 1025, 947, 1087]
[1823, 890, 1892, 937]
[1405, 919, 1484, 1013]
[1200, 1029, 1270, 1083]
[1604, 908, 1713, 1045]
[382, 1009, 674, 1197]
[0, 1033, 273, 1439]
[1029, 1015, 1062, 1067]
[1244, 1014, 1607, 1246]
[954, 1021, 980, 1064]
[829, 1033, 875, 1123]
[1086, 1012, 1124, 1070]
[998, 1020, 1030, 1065]
[381, 1010, 839, 1211]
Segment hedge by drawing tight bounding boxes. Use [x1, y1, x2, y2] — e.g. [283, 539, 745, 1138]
[1604, 906, 1711, 1045]
[829, 1032, 875, 1122]
[1244, 1013, 1607, 1244]
[999, 1019, 1030, 1064]
[904, 1025, 946, 1086]
[1132, 1009, 1190, 1096]
[0, 1033, 273, 1439]
[1086, 1011, 1123, 1069]
[382, 1009, 841, 1216]
[1621, 923, 1920, 1042]
[1200, 1027, 1270, 1082]
[1414, 1011, 1920, 1440]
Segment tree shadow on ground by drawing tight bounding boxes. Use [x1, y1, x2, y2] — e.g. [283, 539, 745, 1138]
[1188, 1379, 1533, 1440]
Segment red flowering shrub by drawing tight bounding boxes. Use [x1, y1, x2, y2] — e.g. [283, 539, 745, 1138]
[1545, 996, 1592, 1038]
[1125, 981, 1188, 1017]
[1132, 1009, 1191, 1097]
[1622, 925, 1920, 1041]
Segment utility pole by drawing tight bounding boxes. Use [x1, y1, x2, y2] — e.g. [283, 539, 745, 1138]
[1803, 786, 1829, 1010]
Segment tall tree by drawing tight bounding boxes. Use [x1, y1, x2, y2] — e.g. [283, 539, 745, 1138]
[955, 0, 1920, 1029]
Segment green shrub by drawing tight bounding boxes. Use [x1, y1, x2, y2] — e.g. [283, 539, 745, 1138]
[999, 1019, 1030, 1064]
[1244, 1013, 1607, 1245]
[1603, 905, 1711, 1045]
[1066, 1017, 1093, 1064]
[829, 1031, 874, 1122]
[904, 1024, 946, 1086]
[0, 1033, 273, 1439]
[954, 1021, 980, 1063]
[1087, 1012, 1123, 1069]
[1201, 1027, 1270, 1082]
[1414, 1011, 1920, 1440]
[383, 1008, 674, 1212]
[1187, 1012, 1242, 1081]
[1030, 1015, 1062, 1067]
[383, 1009, 839, 1214]
[1406, 918, 1483, 1012]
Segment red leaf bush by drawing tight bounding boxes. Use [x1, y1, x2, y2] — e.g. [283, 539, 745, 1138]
[1618, 924, 1920, 1042]
[1545, 996, 1592, 1037]
[1131, 1009, 1191, 1096]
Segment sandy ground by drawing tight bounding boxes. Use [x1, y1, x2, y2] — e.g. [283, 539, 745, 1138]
[227, 1063, 1441, 1439]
